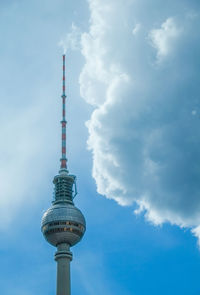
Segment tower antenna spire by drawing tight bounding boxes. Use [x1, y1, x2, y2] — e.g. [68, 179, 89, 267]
[60, 54, 67, 172]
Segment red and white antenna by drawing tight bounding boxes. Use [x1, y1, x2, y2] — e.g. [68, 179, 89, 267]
[60, 54, 67, 171]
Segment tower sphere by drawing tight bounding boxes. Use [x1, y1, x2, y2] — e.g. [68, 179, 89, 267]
[41, 202, 86, 247]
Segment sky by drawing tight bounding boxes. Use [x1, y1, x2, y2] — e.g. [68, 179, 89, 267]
[0, 0, 200, 294]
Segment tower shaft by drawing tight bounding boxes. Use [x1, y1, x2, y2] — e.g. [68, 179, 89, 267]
[55, 243, 72, 295]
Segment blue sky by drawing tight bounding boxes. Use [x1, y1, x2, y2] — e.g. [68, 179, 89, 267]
[0, 0, 200, 294]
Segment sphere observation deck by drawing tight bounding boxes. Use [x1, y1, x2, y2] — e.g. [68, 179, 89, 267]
[41, 172, 86, 247]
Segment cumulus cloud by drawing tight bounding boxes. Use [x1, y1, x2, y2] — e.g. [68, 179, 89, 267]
[79, 0, 200, 243]
[149, 18, 181, 61]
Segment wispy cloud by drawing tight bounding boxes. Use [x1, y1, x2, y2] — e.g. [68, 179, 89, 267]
[59, 23, 81, 54]
[74, 251, 113, 295]
[132, 23, 141, 35]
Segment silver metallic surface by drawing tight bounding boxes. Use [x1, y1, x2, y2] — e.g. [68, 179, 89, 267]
[41, 202, 86, 247]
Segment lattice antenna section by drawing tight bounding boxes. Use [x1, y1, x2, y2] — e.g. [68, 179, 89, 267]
[60, 54, 68, 171]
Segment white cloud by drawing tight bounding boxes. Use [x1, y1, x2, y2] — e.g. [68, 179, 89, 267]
[149, 18, 181, 61]
[192, 226, 200, 247]
[132, 23, 141, 35]
[80, 0, 200, 243]
[59, 23, 81, 53]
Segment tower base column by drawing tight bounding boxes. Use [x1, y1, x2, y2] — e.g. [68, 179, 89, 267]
[55, 243, 72, 295]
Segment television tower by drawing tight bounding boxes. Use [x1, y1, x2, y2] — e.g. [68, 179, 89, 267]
[41, 55, 86, 295]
